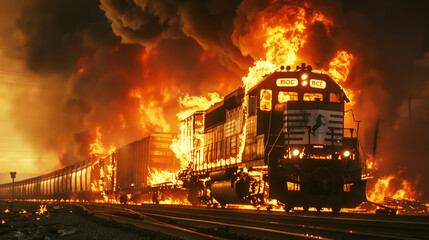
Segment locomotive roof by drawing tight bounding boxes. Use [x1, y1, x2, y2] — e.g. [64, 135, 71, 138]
[248, 68, 350, 102]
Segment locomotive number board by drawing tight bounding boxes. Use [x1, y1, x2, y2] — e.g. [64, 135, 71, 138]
[310, 79, 326, 89]
[276, 78, 298, 87]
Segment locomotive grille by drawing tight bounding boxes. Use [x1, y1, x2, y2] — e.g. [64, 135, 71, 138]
[283, 110, 343, 146]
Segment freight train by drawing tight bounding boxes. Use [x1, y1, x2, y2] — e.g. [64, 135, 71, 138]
[0, 64, 367, 212]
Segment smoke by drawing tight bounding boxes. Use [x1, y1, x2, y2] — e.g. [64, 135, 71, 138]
[4, 0, 241, 168]
[2, 0, 429, 199]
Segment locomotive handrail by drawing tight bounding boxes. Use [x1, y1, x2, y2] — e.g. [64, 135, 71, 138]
[267, 124, 287, 163]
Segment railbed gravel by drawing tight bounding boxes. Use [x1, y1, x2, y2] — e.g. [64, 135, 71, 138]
[0, 201, 179, 240]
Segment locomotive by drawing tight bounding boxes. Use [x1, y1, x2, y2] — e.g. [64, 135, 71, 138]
[0, 64, 367, 212]
[179, 63, 367, 212]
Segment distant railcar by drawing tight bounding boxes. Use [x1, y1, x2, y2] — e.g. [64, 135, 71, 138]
[0, 133, 179, 203]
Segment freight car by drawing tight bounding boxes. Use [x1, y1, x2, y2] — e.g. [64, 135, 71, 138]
[0, 133, 180, 203]
[179, 64, 367, 212]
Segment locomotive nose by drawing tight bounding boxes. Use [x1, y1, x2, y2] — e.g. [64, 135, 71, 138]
[316, 179, 332, 193]
[311, 167, 337, 194]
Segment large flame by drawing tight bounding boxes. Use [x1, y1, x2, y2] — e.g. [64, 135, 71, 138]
[328, 50, 355, 104]
[129, 89, 171, 132]
[147, 168, 177, 186]
[89, 126, 116, 156]
[368, 174, 421, 203]
[171, 93, 223, 169]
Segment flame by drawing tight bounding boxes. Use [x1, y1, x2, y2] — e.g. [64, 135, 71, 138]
[171, 93, 223, 169]
[129, 88, 171, 132]
[36, 205, 47, 215]
[89, 126, 116, 156]
[147, 168, 176, 186]
[176, 93, 223, 120]
[89, 127, 104, 155]
[367, 174, 421, 203]
[243, 4, 333, 91]
[328, 50, 355, 104]
[366, 155, 379, 170]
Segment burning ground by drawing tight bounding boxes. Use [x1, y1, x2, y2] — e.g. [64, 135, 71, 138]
[0, 0, 429, 204]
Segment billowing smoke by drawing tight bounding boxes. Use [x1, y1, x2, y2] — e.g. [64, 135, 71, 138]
[6, 0, 242, 168]
[2, 0, 429, 199]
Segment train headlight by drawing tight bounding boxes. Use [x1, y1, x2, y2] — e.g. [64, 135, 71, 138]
[301, 73, 308, 80]
[343, 150, 351, 158]
[292, 149, 300, 157]
[302, 80, 308, 86]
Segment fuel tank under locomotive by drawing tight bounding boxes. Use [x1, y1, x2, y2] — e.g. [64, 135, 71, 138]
[211, 180, 250, 205]
[210, 170, 263, 205]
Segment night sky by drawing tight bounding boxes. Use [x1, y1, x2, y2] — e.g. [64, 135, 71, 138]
[0, 0, 428, 200]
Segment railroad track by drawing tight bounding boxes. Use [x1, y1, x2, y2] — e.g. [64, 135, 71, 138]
[73, 203, 429, 240]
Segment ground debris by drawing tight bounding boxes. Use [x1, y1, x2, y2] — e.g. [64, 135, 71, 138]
[384, 197, 429, 215]
[0, 201, 171, 239]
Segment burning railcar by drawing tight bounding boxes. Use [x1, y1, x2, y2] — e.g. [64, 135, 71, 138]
[0, 133, 181, 203]
[179, 64, 367, 212]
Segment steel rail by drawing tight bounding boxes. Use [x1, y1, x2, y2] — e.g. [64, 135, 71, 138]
[73, 203, 429, 239]
[127, 204, 429, 239]
[74, 203, 225, 240]
[75, 203, 328, 240]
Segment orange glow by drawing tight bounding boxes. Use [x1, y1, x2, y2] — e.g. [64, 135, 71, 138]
[128, 88, 171, 132]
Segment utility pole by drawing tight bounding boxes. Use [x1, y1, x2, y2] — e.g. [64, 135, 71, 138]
[9, 171, 16, 212]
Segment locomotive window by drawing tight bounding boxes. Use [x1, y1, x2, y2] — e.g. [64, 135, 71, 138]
[278, 91, 298, 103]
[330, 93, 341, 103]
[248, 95, 256, 115]
[303, 93, 323, 101]
[260, 89, 272, 111]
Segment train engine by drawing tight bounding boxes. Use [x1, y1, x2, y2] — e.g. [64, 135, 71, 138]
[180, 63, 367, 212]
